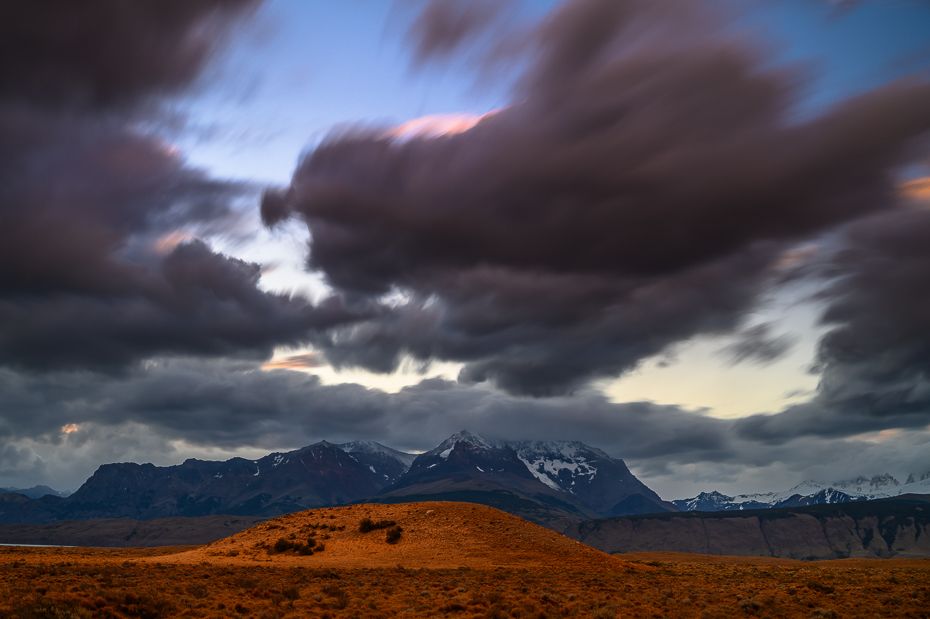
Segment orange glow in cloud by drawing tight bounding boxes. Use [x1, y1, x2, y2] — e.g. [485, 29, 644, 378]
[153, 230, 196, 255]
[384, 110, 500, 140]
[774, 244, 817, 270]
[900, 177, 930, 199]
[262, 353, 322, 371]
[61, 424, 80, 434]
[853, 428, 903, 443]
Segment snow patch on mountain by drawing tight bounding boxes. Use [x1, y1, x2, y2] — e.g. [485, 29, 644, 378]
[515, 454, 562, 491]
[510, 441, 605, 494]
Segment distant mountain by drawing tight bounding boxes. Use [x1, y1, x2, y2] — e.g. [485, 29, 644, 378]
[567, 494, 930, 560]
[373, 431, 675, 529]
[508, 440, 671, 516]
[337, 440, 416, 485]
[673, 472, 930, 512]
[0, 431, 673, 530]
[0, 441, 396, 524]
[0, 485, 71, 499]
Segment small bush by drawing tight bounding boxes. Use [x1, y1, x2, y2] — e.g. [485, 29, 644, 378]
[805, 581, 835, 595]
[274, 538, 292, 553]
[385, 525, 403, 544]
[270, 536, 317, 555]
[322, 584, 349, 609]
[359, 517, 396, 533]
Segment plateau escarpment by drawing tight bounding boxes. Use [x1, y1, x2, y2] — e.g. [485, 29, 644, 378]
[567, 494, 930, 560]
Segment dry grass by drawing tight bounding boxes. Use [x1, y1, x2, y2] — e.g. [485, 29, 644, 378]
[163, 502, 623, 571]
[0, 502, 928, 619]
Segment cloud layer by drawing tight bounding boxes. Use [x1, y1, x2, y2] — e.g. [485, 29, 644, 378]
[264, 0, 930, 395]
[0, 0, 369, 371]
[2, 360, 927, 498]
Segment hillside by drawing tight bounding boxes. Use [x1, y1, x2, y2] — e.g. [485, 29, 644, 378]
[566, 494, 930, 560]
[166, 501, 624, 571]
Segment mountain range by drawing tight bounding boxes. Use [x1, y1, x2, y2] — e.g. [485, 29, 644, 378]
[0, 431, 674, 529]
[673, 472, 930, 512]
[0, 485, 71, 499]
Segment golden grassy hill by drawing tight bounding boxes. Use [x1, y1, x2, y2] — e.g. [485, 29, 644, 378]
[160, 501, 625, 571]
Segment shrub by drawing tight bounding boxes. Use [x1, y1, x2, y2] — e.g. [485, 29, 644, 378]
[322, 584, 349, 609]
[273, 538, 292, 553]
[805, 581, 835, 595]
[359, 518, 396, 533]
[271, 537, 317, 555]
[385, 525, 403, 544]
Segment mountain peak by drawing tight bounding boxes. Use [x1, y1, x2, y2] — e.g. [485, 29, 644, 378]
[430, 431, 496, 457]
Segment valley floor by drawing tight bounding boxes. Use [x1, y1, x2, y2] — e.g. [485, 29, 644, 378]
[1, 545, 928, 619]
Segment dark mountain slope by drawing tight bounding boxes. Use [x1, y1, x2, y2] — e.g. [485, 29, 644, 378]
[371, 431, 673, 529]
[0, 441, 393, 523]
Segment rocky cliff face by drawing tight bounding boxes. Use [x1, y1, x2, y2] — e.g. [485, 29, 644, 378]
[567, 495, 930, 559]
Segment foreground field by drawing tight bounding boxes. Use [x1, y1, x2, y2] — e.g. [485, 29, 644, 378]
[1, 503, 928, 618]
[2, 546, 929, 619]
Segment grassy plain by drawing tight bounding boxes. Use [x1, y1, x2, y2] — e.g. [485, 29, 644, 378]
[1, 502, 928, 619]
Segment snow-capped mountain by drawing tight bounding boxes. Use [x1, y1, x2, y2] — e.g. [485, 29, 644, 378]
[385, 431, 674, 520]
[674, 471, 930, 512]
[337, 440, 417, 485]
[507, 440, 670, 516]
[0, 432, 672, 528]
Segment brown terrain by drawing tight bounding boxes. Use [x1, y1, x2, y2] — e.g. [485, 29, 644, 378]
[0, 501, 928, 619]
[169, 502, 620, 571]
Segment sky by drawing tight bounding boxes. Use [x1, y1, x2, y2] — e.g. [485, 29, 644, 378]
[2, 0, 930, 500]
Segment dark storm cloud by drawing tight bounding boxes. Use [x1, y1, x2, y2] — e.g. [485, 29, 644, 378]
[737, 206, 930, 442]
[264, 0, 930, 395]
[0, 0, 376, 370]
[0, 0, 261, 109]
[720, 323, 796, 366]
[405, 0, 516, 66]
[0, 360, 732, 461]
[0, 240, 366, 370]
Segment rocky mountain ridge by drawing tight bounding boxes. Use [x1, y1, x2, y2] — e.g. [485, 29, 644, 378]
[673, 472, 930, 512]
[0, 485, 71, 499]
[0, 431, 673, 529]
